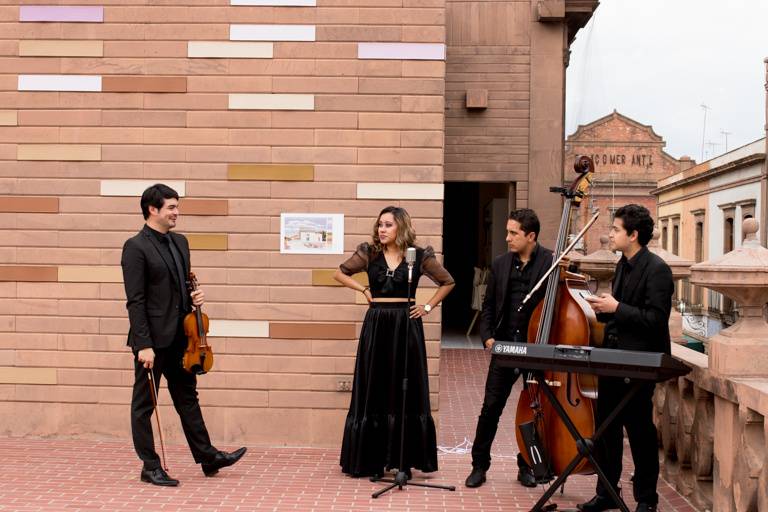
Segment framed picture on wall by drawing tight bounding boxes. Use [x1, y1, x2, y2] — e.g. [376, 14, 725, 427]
[280, 213, 345, 254]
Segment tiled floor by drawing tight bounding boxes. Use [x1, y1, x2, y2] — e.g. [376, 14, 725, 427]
[0, 349, 697, 511]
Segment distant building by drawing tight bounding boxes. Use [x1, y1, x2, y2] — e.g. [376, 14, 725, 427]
[651, 138, 765, 340]
[564, 111, 688, 253]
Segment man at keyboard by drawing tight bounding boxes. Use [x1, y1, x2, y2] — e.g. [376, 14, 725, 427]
[581, 204, 673, 512]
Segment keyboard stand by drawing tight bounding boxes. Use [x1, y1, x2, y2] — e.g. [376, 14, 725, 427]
[526, 370, 641, 512]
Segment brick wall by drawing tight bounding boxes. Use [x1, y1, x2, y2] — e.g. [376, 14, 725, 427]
[0, 1, 447, 446]
[565, 111, 682, 254]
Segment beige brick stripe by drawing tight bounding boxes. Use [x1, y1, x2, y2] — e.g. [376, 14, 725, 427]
[0, 367, 57, 385]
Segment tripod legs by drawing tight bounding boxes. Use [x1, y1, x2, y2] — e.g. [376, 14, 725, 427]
[371, 471, 456, 499]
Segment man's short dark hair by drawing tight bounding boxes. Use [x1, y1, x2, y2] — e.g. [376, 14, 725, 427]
[140, 183, 179, 220]
[614, 204, 654, 246]
[509, 208, 540, 240]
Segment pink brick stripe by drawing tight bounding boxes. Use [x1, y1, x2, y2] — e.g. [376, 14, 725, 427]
[358, 43, 446, 61]
[20, 5, 104, 22]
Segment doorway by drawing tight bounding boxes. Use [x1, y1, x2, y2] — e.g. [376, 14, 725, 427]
[442, 182, 510, 347]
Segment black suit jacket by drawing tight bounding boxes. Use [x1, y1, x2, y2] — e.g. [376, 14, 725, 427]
[121, 225, 192, 351]
[597, 246, 673, 354]
[479, 244, 554, 343]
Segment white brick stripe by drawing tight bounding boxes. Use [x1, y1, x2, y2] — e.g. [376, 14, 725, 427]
[18, 75, 101, 92]
[357, 183, 444, 200]
[230, 25, 316, 41]
[100, 180, 186, 197]
[208, 320, 270, 338]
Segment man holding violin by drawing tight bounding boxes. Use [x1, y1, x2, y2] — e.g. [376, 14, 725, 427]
[580, 204, 673, 512]
[121, 183, 246, 486]
[465, 208, 554, 489]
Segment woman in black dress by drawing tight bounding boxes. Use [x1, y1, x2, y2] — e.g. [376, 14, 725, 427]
[334, 206, 455, 478]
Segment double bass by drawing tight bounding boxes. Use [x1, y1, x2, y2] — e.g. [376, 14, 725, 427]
[515, 156, 603, 480]
[183, 272, 214, 374]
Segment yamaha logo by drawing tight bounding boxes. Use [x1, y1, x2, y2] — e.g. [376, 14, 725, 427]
[495, 343, 527, 355]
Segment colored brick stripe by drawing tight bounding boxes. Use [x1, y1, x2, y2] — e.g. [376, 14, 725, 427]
[230, 25, 316, 41]
[356, 183, 444, 200]
[228, 164, 314, 181]
[20, 6, 104, 22]
[179, 199, 228, 216]
[0, 367, 57, 385]
[208, 320, 269, 338]
[188, 42, 273, 59]
[270, 323, 356, 339]
[0, 111, 17, 126]
[100, 180, 185, 197]
[101, 76, 187, 93]
[18, 75, 101, 92]
[0, 266, 58, 282]
[311, 269, 368, 286]
[17, 145, 101, 161]
[0, 197, 59, 213]
[58, 266, 123, 283]
[19, 40, 103, 57]
[186, 234, 228, 251]
[229, 94, 314, 110]
[358, 43, 446, 60]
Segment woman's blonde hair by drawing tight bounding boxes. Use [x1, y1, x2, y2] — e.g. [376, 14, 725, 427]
[371, 206, 416, 254]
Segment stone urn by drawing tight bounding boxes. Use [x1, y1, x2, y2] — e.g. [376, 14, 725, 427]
[689, 218, 768, 377]
[577, 234, 618, 294]
[648, 229, 694, 344]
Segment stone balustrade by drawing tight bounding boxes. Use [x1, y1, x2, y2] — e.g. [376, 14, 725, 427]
[655, 219, 768, 511]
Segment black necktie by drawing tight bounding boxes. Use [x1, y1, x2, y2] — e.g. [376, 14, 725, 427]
[166, 235, 189, 312]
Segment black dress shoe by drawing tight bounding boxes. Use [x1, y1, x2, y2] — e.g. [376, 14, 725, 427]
[465, 467, 487, 488]
[201, 447, 247, 477]
[140, 467, 179, 486]
[516, 466, 537, 488]
[577, 495, 619, 512]
[635, 504, 657, 512]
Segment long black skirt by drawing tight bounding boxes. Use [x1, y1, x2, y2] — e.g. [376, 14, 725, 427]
[340, 302, 438, 477]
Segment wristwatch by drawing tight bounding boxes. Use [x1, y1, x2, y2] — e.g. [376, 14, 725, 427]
[423, 304, 432, 314]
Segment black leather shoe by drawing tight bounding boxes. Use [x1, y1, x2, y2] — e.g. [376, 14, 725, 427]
[140, 467, 179, 486]
[516, 466, 537, 488]
[201, 447, 247, 477]
[465, 467, 487, 488]
[577, 494, 619, 512]
[635, 504, 656, 512]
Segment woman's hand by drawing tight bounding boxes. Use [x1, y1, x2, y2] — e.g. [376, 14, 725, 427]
[409, 304, 429, 319]
[362, 288, 372, 304]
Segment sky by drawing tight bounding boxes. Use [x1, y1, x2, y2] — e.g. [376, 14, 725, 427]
[565, 0, 768, 161]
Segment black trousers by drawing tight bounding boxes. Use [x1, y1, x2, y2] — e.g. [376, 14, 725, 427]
[594, 377, 659, 505]
[471, 355, 527, 471]
[130, 331, 218, 470]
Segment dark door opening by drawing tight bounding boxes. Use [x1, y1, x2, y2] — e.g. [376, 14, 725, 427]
[442, 182, 510, 342]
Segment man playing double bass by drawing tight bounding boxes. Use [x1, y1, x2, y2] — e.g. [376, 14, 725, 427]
[580, 204, 674, 512]
[465, 208, 554, 489]
[122, 183, 246, 486]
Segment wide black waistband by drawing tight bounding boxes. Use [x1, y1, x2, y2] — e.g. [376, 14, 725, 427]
[369, 301, 412, 309]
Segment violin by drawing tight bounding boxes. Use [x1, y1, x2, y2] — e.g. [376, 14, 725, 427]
[514, 155, 602, 479]
[183, 272, 213, 374]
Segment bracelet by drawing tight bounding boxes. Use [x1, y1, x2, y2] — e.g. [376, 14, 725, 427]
[361, 286, 369, 294]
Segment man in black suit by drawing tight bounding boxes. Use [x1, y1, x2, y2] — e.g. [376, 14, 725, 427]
[465, 208, 554, 489]
[579, 204, 673, 512]
[122, 183, 246, 486]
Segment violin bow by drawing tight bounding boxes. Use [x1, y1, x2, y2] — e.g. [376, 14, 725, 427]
[147, 370, 169, 471]
[518, 210, 600, 310]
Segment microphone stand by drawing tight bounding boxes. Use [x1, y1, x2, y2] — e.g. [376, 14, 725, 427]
[372, 251, 456, 498]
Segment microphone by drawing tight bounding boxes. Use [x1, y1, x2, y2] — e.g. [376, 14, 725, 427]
[406, 247, 416, 284]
